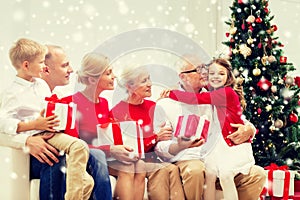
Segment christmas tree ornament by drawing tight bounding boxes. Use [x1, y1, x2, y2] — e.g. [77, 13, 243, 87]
[285, 76, 294, 85]
[257, 77, 272, 91]
[261, 55, 268, 66]
[239, 44, 252, 58]
[248, 25, 253, 32]
[281, 88, 293, 101]
[258, 42, 262, 48]
[264, 7, 269, 14]
[232, 49, 239, 54]
[294, 76, 300, 87]
[267, 55, 276, 63]
[257, 108, 262, 115]
[230, 26, 237, 35]
[274, 119, 284, 128]
[289, 113, 298, 123]
[265, 105, 272, 112]
[271, 85, 277, 93]
[247, 37, 253, 44]
[266, 29, 272, 34]
[271, 24, 278, 31]
[246, 15, 255, 23]
[280, 56, 287, 63]
[241, 20, 245, 30]
[255, 17, 262, 23]
[252, 67, 261, 76]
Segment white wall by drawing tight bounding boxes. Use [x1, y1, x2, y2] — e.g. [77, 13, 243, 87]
[0, 0, 299, 98]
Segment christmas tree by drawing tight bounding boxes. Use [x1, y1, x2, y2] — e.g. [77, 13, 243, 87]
[223, 0, 300, 171]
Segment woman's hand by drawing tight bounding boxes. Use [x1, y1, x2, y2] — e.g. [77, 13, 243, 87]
[156, 122, 173, 142]
[110, 145, 139, 164]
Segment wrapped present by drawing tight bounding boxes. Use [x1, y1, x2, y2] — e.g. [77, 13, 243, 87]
[44, 94, 77, 131]
[174, 114, 210, 141]
[263, 163, 295, 200]
[97, 121, 145, 160]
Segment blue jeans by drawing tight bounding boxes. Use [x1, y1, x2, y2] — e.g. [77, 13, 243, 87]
[30, 149, 112, 200]
[88, 149, 112, 200]
[30, 155, 66, 200]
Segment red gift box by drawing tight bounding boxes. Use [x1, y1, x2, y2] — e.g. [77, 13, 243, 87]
[174, 114, 210, 141]
[44, 94, 77, 131]
[97, 121, 145, 160]
[260, 163, 296, 200]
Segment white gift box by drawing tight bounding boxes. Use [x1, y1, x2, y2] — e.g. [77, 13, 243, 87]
[97, 121, 145, 160]
[264, 169, 295, 197]
[44, 101, 77, 131]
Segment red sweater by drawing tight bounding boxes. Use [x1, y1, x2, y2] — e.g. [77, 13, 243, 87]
[169, 87, 250, 146]
[66, 92, 111, 153]
[110, 100, 158, 154]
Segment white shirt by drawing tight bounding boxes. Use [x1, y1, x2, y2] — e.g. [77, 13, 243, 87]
[154, 87, 215, 162]
[0, 76, 51, 148]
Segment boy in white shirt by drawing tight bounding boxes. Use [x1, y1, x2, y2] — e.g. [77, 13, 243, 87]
[0, 38, 93, 200]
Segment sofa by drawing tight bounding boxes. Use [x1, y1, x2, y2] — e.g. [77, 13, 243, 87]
[0, 132, 225, 200]
[0, 133, 147, 200]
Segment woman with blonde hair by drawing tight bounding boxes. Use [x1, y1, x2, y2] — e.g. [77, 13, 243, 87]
[68, 52, 146, 200]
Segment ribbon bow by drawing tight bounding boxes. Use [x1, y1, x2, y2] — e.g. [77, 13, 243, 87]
[45, 94, 72, 104]
[264, 163, 289, 171]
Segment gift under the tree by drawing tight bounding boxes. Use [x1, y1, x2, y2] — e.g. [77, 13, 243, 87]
[262, 163, 296, 200]
[97, 121, 145, 160]
[44, 94, 77, 131]
[174, 114, 210, 141]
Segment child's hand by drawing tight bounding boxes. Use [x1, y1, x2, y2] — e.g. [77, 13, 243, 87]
[159, 89, 171, 99]
[33, 115, 60, 132]
[33, 109, 60, 132]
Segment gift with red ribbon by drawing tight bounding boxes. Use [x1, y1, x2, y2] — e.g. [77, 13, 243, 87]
[44, 94, 77, 131]
[97, 121, 145, 160]
[263, 163, 295, 200]
[174, 114, 210, 141]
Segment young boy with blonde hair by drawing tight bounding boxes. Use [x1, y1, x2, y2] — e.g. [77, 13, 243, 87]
[0, 38, 94, 200]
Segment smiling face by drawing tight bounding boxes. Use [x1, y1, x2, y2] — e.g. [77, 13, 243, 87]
[208, 62, 228, 89]
[43, 46, 73, 91]
[97, 66, 115, 91]
[128, 71, 152, 99]
[179, 61, 208, 93]
[25, 53, 47, 80]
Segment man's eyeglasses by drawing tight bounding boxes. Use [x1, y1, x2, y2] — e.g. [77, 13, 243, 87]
[180, 64, 208, 74]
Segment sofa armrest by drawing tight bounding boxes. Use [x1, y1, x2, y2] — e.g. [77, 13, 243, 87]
[0, 144, 30, 200]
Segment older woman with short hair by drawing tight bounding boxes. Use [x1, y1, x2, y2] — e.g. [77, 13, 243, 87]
[110, 65, 185, 200]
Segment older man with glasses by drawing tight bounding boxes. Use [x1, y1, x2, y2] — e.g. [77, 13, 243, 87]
[154, 54, 266, 200]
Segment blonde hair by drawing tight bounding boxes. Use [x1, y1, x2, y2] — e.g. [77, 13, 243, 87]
[9, 38, 47, 70]
[77, 52, 110, 85]
[117, 65, 148, 89]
